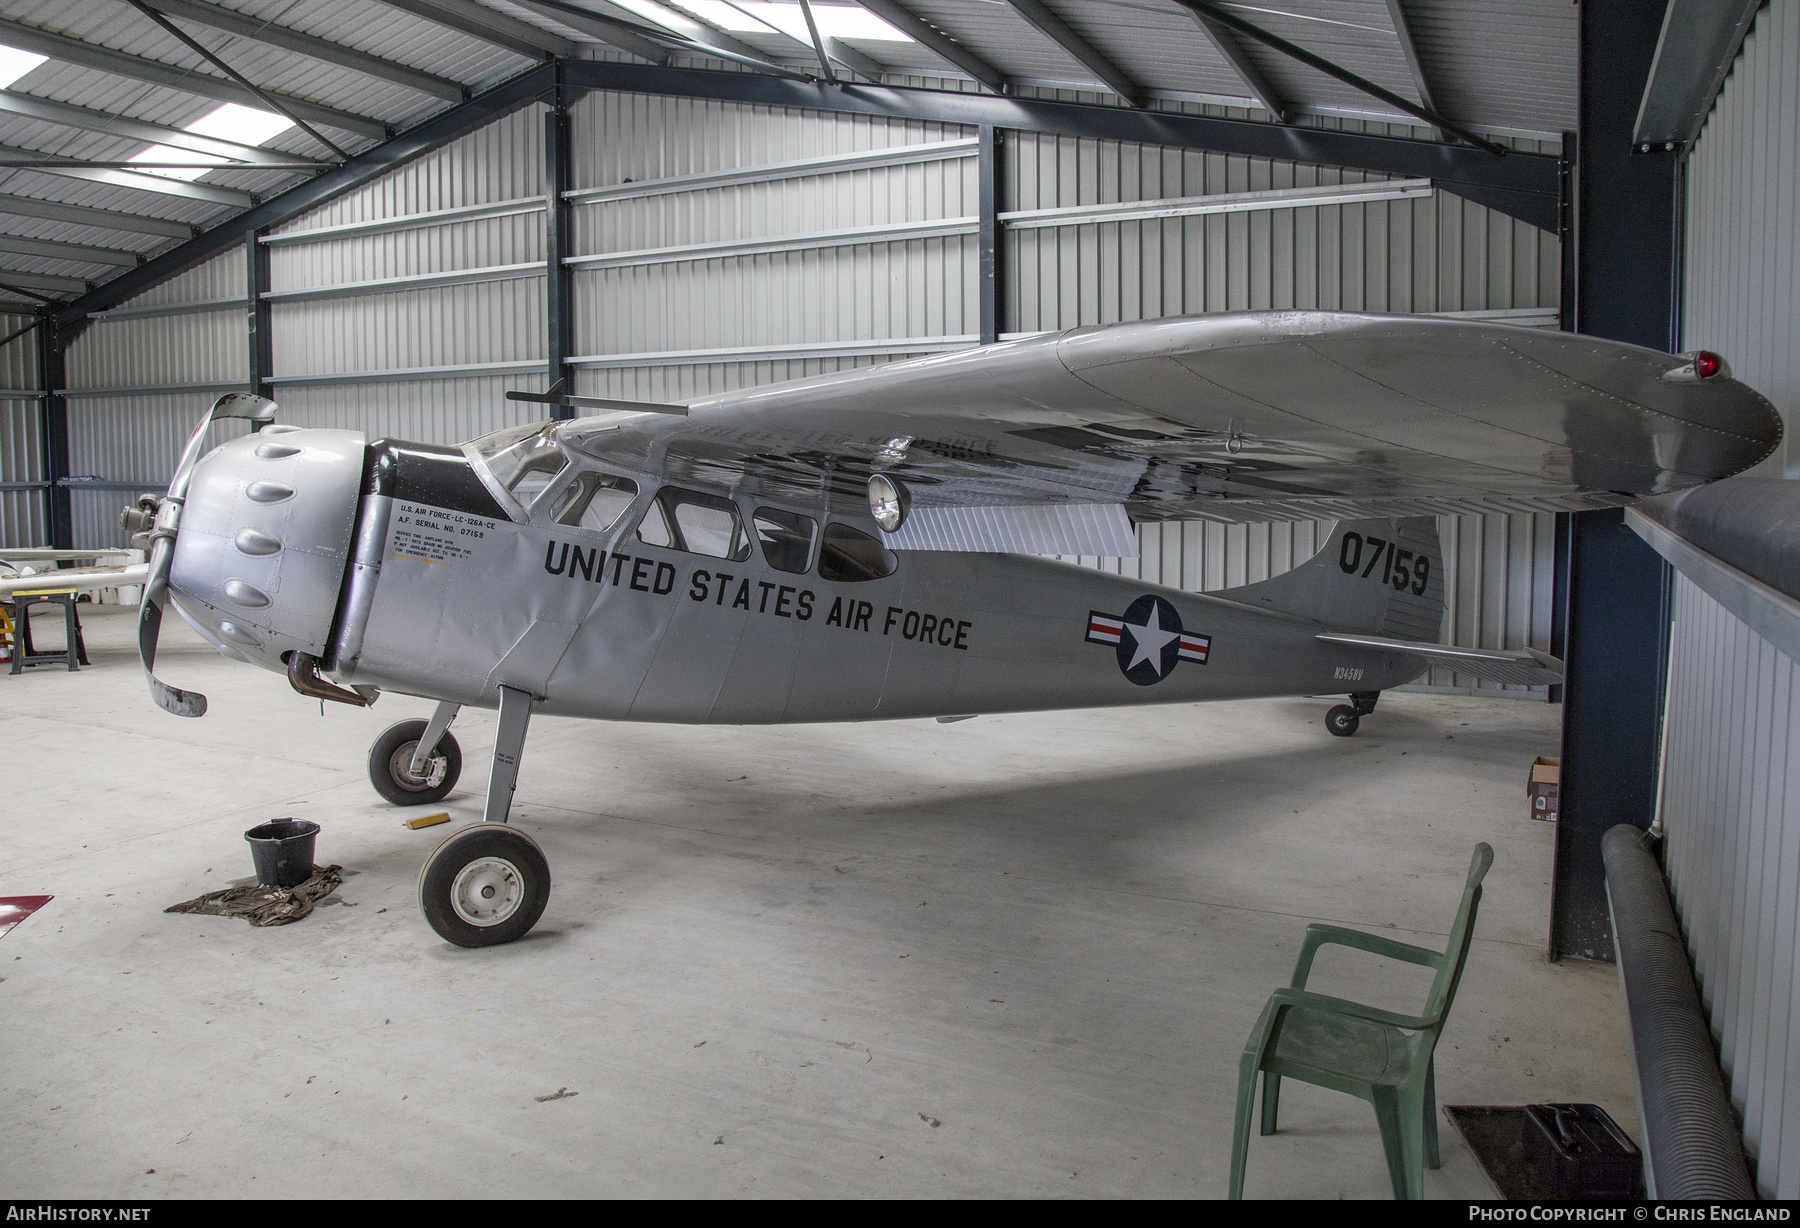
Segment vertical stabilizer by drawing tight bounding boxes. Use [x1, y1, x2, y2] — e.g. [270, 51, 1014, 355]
[1214, 517, 1446, 639]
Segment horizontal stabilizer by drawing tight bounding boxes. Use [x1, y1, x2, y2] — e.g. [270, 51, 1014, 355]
[882, 502, 1137, 556]
[1316, 632, 1564, 687]
[0, 563, 148, 600]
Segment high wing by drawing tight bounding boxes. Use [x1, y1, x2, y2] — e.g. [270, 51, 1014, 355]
[559, 312, 1782, 555]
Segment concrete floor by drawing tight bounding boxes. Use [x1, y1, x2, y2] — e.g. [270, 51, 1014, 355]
[3, 604, 1634, 1199]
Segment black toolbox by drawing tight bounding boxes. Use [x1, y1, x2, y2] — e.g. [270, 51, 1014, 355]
[1523, 1103, 1644, 1198]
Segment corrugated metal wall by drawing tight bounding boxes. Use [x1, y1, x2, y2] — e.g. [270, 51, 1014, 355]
[1656, 2, 1800, 1199]
[0, 312, 42, 549]
[1658, 570, 1800, 1199]
[28, 91, 1561, 695]
[1684, 0, 1800, 479]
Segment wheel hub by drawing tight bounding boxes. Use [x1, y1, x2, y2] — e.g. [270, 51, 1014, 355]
[450, 856, 524, 927]
[389, 741, 447, 790]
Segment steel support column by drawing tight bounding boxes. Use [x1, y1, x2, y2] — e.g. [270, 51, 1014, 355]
[246, 227, 272, 400]
[1550, 0, 1681, 963]
[977, 124, 1003, 346]
[37, 317, 69, 548]
[545, 81, 574, 418]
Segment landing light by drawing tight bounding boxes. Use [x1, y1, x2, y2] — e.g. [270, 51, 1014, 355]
[868, 473, 909, 533]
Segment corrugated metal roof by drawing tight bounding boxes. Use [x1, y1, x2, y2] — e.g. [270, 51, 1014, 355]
[0, 0, 1574, 307]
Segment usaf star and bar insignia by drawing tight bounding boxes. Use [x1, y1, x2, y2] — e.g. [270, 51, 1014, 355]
[1085, 594, 1211, 686]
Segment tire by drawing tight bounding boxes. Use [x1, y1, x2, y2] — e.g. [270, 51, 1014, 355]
[418, 824, 551, 948]
[368, 719, 461, 806]
[1325, 704, 1361, 738]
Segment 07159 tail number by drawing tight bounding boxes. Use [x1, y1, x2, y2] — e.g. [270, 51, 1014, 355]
[1339, 531, 1430, 596]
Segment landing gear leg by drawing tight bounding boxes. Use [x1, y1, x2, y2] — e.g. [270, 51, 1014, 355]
[1325, 691, 1382, 738]
[483, 684, 534, 826]
[418, 685, 549, 947]
[409, 700, 460, 779]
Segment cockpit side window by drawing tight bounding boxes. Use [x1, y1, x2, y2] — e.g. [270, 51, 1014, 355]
[551, 472, 639, 533]
[817, 522, 897, 582]
[753, 507, 816, 574]
[474, 424, 566, 509]
[637, 487, 752, 561]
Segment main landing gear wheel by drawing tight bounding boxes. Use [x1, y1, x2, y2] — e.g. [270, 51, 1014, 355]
[368, 719, 462, 806]
[1325, 704, 1361, 737]
[419, 824, 551, 947]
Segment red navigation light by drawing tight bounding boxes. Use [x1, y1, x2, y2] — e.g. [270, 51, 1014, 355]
[1695, 351, 1723, 379]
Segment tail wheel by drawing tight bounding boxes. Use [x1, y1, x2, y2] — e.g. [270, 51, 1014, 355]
[419, 824, 551, 947]
[1325, 704, 1361, 737]
[369, 719, 461, 805]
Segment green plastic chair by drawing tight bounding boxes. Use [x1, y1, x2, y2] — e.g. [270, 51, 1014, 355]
[1228, 842, 1494, 1200]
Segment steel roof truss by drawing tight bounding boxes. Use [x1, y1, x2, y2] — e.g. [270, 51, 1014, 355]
[1000, 0, 1142, 106]
[370, 0, 573, 59]
[0, 91, 331, 169]
[0, 193, 195, 239]
[1185, 8, 1286, 122]
[850, 0, 1007, 93]
[1383, 0, 1441, 140]
[137, 0, 466, 102]
[0, 143, 258, 207]
[0, 17, 389, 141]
[0, 234, 141, 266]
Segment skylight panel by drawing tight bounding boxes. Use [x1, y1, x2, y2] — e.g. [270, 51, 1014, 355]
[0, 45, 48, 91]
[127, 103, 292, 182]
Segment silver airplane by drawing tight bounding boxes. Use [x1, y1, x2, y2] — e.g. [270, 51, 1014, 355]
[120, 312, 1781, 947]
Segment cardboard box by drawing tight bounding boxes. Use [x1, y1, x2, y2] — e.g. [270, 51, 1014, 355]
[1528, 756, 1560, 822]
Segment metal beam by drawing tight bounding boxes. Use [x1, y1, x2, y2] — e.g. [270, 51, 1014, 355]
[852, 0, 1008, 93]
[262, 261, 543, 303]
[796, 0, 838, 84]
[564, 217, 977, 270]
[0, 270, 91, 294]
[1173, 1, 1506, 156]
[38, 318, 70, 548]
[138, 0, 466, 102]
[1634, 0, 1764, 149]
[125, 0, 353, 161]
[503, 0, 670, 63]
[0, 91, 330, 169]
[369, 0, 573, 60]
[1550, 0, 1680, 964]
[55, 63, 559, 330]
[977, 123, 1001, 345]
[561, 62, 1561, 229]
[246, 226, 270, 399]
[565, 138, 976, 204]
[0, 17, 390, 141]
[0, 194, 195, 240]
[1186, 8, 1286, 122]
[1383, 0, 1439, 135]
[544, 87, 574, 415]
[1000, 0, 1142, 106]
[263, 196, 545, 245]
[0, 234, 140, 266]
[0, 143, 257, 208]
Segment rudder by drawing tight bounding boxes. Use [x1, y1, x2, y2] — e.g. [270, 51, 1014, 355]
[1214, 517, 1445, 639]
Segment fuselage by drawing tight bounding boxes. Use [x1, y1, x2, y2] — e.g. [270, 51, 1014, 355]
[165, 420, 1425, 723]
[336, 436, 1422, 722]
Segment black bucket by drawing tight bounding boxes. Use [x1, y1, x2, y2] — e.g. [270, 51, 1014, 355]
[245, 819, 320, 888]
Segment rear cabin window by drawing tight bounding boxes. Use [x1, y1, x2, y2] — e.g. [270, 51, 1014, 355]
[817, 522, 897, 582]
[551, 472, 639, 533]
[753, 507, 816, 574]
[637, 487, 752, 561]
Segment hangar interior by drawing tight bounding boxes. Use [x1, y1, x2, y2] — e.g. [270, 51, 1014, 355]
[2, 0, 1797, 1200]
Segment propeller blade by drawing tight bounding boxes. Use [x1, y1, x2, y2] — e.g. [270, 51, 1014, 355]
[137, 535, 206, 717]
